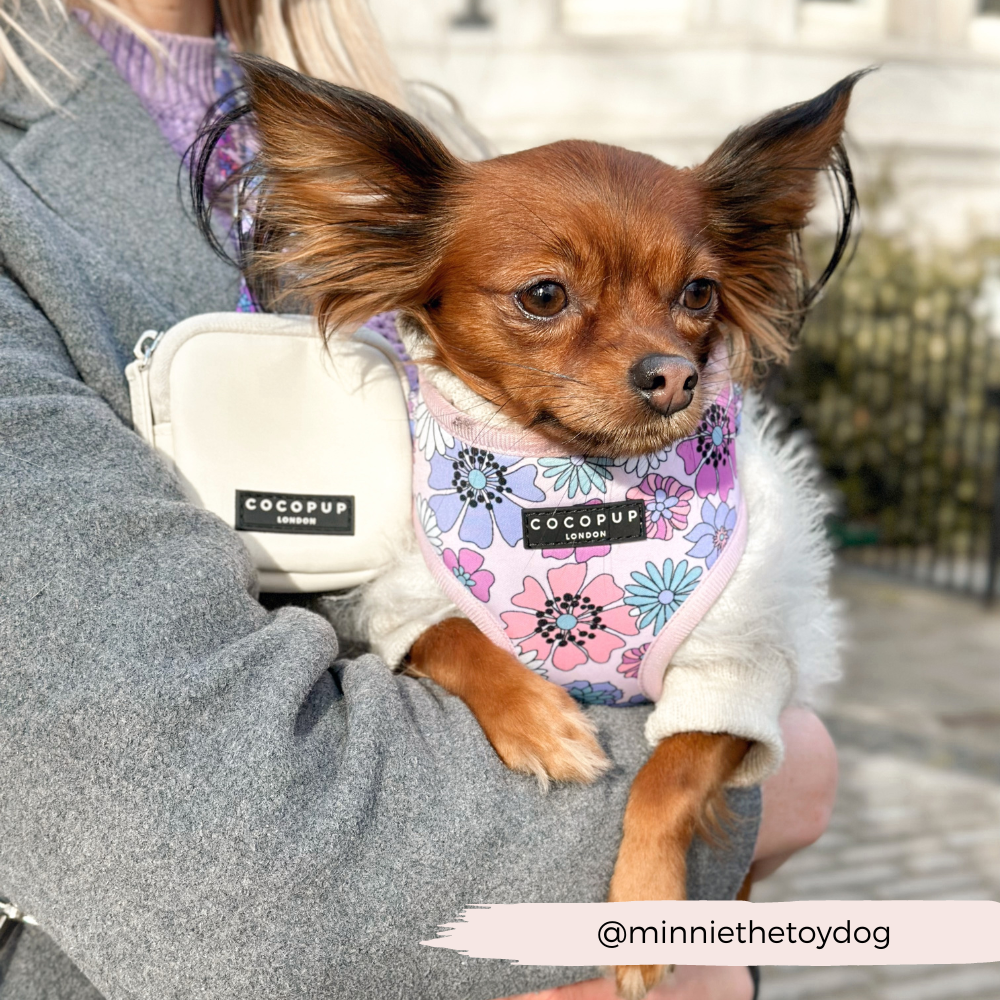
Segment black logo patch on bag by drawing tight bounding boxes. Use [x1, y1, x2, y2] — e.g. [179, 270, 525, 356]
[235, 491, 354, 535]
[521, 499, 646, 550]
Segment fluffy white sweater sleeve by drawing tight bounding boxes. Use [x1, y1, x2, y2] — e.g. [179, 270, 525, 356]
[645, 398, 841, 785]
[346, 394, 840, 788]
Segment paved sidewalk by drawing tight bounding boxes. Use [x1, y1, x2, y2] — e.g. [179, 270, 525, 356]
[753, 567, 1000, 1000]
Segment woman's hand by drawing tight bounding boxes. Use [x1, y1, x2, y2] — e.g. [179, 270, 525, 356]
[751, 706, 838, 882]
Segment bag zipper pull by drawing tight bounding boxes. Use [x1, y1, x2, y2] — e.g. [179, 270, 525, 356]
[133, 328, 164, 369]
[126, 329, 162, 444]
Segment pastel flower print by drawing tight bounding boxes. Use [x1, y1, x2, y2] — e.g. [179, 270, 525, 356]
[542, 544, 611, 563]
[625, 559, 702, 635]
[417, 495, 443, 554]
[685, 498, 738, 569]
[501, 561, 639, 671]
[443, 548, 494, 602]
[563, 680, 624, 706]
[413, 396, 454, 460]
[618, 643, 650, 679]
[676, 385, 739, 500]
[428, 445, 544, 548]
[518, 648, 549, 680]
[537, 455, 613, 500]
[543, 498, 611, 562]
[618, 449, 669, 479]
[626, 474, 693, 541]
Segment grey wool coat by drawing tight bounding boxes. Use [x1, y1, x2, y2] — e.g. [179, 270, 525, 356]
[0, 7, 761, 999]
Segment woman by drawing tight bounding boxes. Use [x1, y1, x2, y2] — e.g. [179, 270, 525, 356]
[0, 1, 836, 997]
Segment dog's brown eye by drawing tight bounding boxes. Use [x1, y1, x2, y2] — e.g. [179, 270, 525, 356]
[517, 282, 568, 318]
[680, 279, 714, 312]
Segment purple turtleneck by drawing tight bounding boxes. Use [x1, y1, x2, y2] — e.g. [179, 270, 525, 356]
[73, 10, 218, 161]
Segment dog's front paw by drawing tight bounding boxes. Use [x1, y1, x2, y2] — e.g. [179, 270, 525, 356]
[614, 964, 671, 1000]
[407, 618, 609, 785]
[483, 672, 610, 787]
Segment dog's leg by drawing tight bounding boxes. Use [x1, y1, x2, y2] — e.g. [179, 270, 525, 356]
[408, 617, 609, 785]
[608, 732, 750, 1000]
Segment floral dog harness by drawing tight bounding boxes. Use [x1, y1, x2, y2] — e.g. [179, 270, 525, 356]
[405, 350, 749, 708]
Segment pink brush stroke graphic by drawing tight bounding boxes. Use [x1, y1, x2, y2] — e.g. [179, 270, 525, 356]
[422, 900, 1000, 966]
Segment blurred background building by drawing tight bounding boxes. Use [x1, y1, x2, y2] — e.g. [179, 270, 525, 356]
[369, 4, 1000, 998]
[376, 0, 1000, 599]
[372, 0, 1000, 244]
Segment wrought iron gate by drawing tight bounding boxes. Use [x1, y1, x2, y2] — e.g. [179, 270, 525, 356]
[773, 238, 1000, 598]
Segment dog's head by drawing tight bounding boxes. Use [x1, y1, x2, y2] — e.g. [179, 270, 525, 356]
[219, 58, 862, 457]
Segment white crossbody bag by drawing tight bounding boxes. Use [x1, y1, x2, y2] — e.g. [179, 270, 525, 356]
[125, 312, 413, 593]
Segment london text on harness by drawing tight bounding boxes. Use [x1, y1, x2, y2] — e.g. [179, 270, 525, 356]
[520, 499, 647, 550]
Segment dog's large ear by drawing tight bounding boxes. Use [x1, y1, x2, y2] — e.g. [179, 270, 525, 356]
[232, 55, 468, 331]
[695, 71, 868, 378]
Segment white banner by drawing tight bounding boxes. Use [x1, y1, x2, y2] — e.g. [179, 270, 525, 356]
[422, 900, 1000, 966]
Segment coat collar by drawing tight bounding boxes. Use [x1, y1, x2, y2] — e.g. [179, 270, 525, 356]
[0, 1, 106, 128]
[0, 2, 238, 325]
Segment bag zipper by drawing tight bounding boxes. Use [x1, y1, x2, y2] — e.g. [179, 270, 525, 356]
[125, 328, 163, 445]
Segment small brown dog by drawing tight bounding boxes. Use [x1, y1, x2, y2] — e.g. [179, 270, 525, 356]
[202, 59, 861, 998]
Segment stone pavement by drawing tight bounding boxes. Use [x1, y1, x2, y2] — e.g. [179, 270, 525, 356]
[752, 566, 1000, 1000]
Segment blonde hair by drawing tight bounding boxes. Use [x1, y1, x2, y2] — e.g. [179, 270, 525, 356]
[0, 0, 405, 109]
[1, 0, 492, 157]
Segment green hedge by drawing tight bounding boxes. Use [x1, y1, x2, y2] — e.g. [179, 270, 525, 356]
[776, 234, 1000, 572]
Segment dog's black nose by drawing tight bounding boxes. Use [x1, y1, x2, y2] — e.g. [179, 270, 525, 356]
[629, 354, 699, 416]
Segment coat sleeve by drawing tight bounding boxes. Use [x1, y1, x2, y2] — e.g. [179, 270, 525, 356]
[0, 268, 760, 1000]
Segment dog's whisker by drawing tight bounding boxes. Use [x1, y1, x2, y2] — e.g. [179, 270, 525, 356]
[473, 399, 513, 443]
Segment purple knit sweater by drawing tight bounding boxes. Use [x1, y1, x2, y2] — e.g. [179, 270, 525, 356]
[73, 10, 219, 161]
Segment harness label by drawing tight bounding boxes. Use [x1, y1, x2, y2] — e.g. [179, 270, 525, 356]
[235, 491, 354, 535]
[521, 499, 647, 550]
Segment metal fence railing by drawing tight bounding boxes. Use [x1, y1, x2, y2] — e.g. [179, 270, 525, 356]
[771, 237, 1000, 599]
